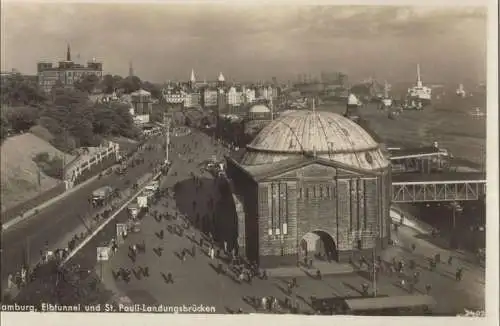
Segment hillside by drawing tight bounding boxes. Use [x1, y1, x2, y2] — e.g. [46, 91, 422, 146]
[0, 133, 75, 212]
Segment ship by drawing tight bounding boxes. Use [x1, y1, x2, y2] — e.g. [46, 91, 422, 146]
[407, 64, 432, 106]
[456, 84, 466, 97]
[381, 80, 393, 107]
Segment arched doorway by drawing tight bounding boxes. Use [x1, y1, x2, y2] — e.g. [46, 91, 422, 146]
[299, 230, 338, 263]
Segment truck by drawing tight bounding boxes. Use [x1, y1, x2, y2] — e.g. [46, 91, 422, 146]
[92, 186, 113, 206]
[145, 180, 159, 193]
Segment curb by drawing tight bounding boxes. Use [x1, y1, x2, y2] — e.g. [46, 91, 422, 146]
[60, 170, 163, 266]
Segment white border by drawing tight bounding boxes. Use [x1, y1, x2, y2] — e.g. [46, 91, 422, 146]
[1, 1, 497, 326]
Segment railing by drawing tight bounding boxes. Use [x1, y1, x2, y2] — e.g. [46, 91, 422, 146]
[392, 180, 486, 203]
[65, 142, 120, 190]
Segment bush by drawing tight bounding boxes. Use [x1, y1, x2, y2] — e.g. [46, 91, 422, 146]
[33, 151, 50, 163]
[44, 157, 64, 179]
[29, 125, 54, 143]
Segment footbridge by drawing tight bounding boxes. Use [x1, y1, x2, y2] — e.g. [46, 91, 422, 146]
[391, 171, 486, 203]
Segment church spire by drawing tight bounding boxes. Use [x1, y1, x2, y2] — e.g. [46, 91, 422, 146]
[129, 61, 134, 77]
[190, 69, 196, 83]
[66, 43, 71, 61]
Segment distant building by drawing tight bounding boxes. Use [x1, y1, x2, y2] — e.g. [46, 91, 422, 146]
[247, 103, 272, 121]
[37, 44, 103, 93]
[203, 87, 219, 107]
[162, 85, 185, 105]
[242, 86, 256, 104]
[226, 86, 244, 107]
[131, 89, 153, 115]
[184, 91, 201, 108]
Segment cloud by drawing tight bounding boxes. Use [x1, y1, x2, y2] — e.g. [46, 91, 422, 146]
[1, 4, 487, 83]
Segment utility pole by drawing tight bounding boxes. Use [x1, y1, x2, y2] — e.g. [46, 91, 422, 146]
[372, 244, 377, 297]
[163, 112, 171, 165]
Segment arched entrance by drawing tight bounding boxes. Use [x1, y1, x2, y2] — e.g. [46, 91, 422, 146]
[299, 230, 338, 263]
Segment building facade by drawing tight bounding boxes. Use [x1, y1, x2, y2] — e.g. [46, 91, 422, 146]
[227, 86, 244, 107]
[225, 110, 391, 268]
[37, 45, 103, 93]
[203, 88, 219, 107]
[184, 91, 201, 108]
[130, 89, 153, 115]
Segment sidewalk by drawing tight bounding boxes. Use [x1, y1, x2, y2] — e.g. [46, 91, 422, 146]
[389, 206, 483, 273]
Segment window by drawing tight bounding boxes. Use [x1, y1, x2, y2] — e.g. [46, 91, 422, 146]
[283, 223, 288, 235]
[326, 186, 331, 198]
[268, 228, 273, 236]
[365, 152, 373, 164]
[275, 228, 281, 235]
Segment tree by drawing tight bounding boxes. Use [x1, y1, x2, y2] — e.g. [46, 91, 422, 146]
[74, 74, 100, 94]
[142, 81, 162, 99]
[0, 114, 9, 142]
[1, 73, 47, 106]
[101, 74, 116, 94]
[4, 106, 40, 132]
[119, 76, 142, 94]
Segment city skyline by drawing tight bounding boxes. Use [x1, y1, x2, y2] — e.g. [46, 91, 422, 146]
[1, 4, 487, 84]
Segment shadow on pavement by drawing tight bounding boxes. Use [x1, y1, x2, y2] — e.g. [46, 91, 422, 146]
[173, 177, 238, 251]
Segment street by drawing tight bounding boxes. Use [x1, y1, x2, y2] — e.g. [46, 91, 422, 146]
[0, 135, 166, 293]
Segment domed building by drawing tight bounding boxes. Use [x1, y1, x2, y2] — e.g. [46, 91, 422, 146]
[248, 103, 272, 120]
[225, 110, 392, 268]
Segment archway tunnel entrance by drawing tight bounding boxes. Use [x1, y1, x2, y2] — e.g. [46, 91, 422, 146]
[299, 230, 338, 263]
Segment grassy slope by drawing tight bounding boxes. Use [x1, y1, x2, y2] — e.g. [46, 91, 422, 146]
[0, 133, 75, 212]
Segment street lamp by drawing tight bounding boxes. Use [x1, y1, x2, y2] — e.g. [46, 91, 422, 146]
[450, 201, 463, 248]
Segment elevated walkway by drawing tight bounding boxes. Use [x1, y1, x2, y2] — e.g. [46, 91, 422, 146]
[391, 172, 486, 203]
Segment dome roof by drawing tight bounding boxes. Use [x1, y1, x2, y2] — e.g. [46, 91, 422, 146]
[241, 110, 389, 170]
[131, 89, 151, 96]
[248, 104, 271, 114]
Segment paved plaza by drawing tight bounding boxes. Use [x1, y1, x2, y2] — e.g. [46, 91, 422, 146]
[96, 128, 485, 315]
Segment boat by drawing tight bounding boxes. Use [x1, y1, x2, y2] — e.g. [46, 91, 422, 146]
[456, 84, 466, 97]
[381, 81, 393, 107]
[407, 64, 432, 106]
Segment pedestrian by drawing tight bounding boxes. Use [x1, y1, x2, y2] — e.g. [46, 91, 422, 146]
[7, 274, 14, 290]
[425, 284, 432, 294]
[362, 283, 369, 296]
[167, 272, 174, 284]
[411, 243, 416, 252]
[316, 270, 322, 280]
[292, 277, 297, 288]
[456, 268, 463, 281]
[224, 241, 228, 254]
[210, 247, 215, 260]
[448, 256, 453, 265]
[192, 245, 196, 257]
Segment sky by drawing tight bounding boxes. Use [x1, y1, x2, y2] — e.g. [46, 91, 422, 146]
[0, 3, 488, 84]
